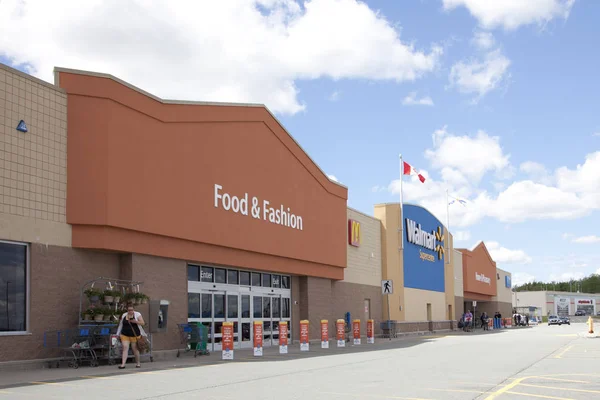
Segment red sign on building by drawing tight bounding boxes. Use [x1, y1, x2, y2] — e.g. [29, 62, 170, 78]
[348, 219, 361, 247]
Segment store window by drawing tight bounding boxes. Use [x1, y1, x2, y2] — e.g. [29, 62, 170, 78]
[262, 274, 272, 287]
[251, 272, 261, 287]
[187, 265, 199, 281]
[215, 268, 227, 284]
[200, 267, 214, 283]
[0, 241, 28, 333]
[253, 296, 263, 318]
[282, 298, 290, 319]
[227, 270, 239, 285]
[188, 293, 200, 318]
[281, 276, 290, 289]
[240, 271, 251, 286]
[272, 275, 281, 288]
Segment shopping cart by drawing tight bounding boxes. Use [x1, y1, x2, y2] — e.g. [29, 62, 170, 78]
[176, 323, 209, 357]
[44, 328, 99, 369]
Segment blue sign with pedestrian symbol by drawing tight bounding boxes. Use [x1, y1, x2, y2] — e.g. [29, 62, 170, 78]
[16, 120, 28, 133]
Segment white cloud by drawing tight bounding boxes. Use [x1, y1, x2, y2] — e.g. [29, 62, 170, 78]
[386, 126, 600, 228]
[402, 91, 434, 106]
[328, 91, 341, 102]
[327, 174, 339, 182]
[454, 231, 471, 242]
[549, 271, 585, 282]
[520, 161, 553, 184]
[593, 132, 600, 137]
[555, 151, 600, 197]
[571, 235, 600, 244]
[425, 126, 511, 184]
[471, 31, 495, 50]
[0, 0, 442, 116]
[448, 49, 511, 99]
[486, 241, 533, 264]
[442, 0, 575, 31]
[512, 272, 535, 286]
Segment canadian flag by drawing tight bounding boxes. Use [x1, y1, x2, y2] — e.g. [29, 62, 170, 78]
[403, 161, 426, 183]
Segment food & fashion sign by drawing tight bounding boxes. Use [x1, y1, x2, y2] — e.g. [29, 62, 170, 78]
[214, 184, 303, 231]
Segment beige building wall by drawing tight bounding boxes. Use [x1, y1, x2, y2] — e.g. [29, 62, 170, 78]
[374, 203, 405, 321]
[344, 207, 382, 287]
[453, 250, 464, 297]
[404, 288, 446, 321]
[0, 63, 71, 246]
[443, 232, 456, 321]
[494, 268, 512, 303]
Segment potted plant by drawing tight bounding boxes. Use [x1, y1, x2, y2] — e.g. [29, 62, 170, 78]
[93, 308, 105, 322]
[84, 288, 103, 303]
[104, 308, 114, 321]
[103, 290, 121, 304]
[139, 293, 149, 304]
[123, 292, 136, 304]
[82, 308, 95, 321]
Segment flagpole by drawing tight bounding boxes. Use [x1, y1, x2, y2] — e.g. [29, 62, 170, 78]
[399, 154, 404, 251]
[446, 189, 450, 265]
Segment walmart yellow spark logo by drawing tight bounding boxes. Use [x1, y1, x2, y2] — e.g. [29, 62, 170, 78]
[435, 227, 445, 260]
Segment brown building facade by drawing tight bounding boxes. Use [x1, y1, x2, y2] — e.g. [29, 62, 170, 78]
[456, 242, 512, 319]
[0, 64, 393, 363]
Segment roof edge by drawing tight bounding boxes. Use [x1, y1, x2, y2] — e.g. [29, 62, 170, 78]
[1, 62, 65, 92]
[347, 206, 380, 222]
[53, 66, 347, 191]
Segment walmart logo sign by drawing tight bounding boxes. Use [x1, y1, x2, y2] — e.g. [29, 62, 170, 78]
[405, 218, 445, 261]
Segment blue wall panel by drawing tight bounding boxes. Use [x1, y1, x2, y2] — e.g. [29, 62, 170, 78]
[403, 204, 446, 293]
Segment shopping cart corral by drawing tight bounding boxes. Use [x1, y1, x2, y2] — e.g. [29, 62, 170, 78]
[177, 323, 209, 357]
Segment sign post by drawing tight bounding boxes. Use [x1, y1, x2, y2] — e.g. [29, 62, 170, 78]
[382, 280, 393, 340]
[279, 321, 288, 354]
[300, 320, 310, 351]
[222, 322, 234, 360]
[321, 320, 329, 349]
[367, 319, 374, 344]
[253, 321, 263, 357]
[336, 319, 345, 347]
[352, 320, 361, 345]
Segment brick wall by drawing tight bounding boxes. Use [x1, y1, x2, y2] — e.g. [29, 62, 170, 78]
[0, 64, 67, 224]
[345, 208, 382, 287]
[296, 276, 383, 340]
[331, 281, 382, 335]
[0, 244, 119, 362]
[126, 254, 187, 352]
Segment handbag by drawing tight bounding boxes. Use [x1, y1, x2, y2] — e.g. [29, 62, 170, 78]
[126, 316, 149, 354]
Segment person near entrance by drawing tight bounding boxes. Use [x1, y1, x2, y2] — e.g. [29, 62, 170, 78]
[480, 312, 489, 331]
[116, 303, 146, 369]
[494, 311, 502, 329]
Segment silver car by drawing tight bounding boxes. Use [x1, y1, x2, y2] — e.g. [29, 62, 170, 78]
[548, 315, 560, 325]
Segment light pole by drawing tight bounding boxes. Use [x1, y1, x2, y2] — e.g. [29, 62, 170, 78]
[5, 281, 10, 332]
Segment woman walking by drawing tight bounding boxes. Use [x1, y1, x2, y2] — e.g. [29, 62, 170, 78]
[116, 303, 146, 369]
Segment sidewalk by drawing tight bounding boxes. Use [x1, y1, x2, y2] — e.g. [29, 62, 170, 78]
[0, 331, 460, 389]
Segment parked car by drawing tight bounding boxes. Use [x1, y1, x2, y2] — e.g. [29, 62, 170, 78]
[558, 316, 570, 325]
[548, 315, 560, 325]
[575, 310, 586, 316]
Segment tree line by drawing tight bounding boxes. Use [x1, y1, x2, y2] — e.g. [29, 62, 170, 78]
[514, 273, 600, 293]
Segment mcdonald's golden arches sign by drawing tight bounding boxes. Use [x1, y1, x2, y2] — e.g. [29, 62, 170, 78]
[348, 219, 361, 247]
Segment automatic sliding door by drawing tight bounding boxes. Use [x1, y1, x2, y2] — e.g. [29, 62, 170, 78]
[241, 294, 252, 349]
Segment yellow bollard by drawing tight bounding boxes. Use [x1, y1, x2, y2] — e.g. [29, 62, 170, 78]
[588, 316, 594, 334]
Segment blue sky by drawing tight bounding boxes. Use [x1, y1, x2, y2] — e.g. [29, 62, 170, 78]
[1, 0, 598, 285]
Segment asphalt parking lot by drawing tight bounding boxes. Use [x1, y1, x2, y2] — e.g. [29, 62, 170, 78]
[1, 322, 599, 399]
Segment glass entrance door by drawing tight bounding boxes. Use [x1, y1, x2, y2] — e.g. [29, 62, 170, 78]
[201, 291, 226, 352]
[240, 293, 252, 349]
